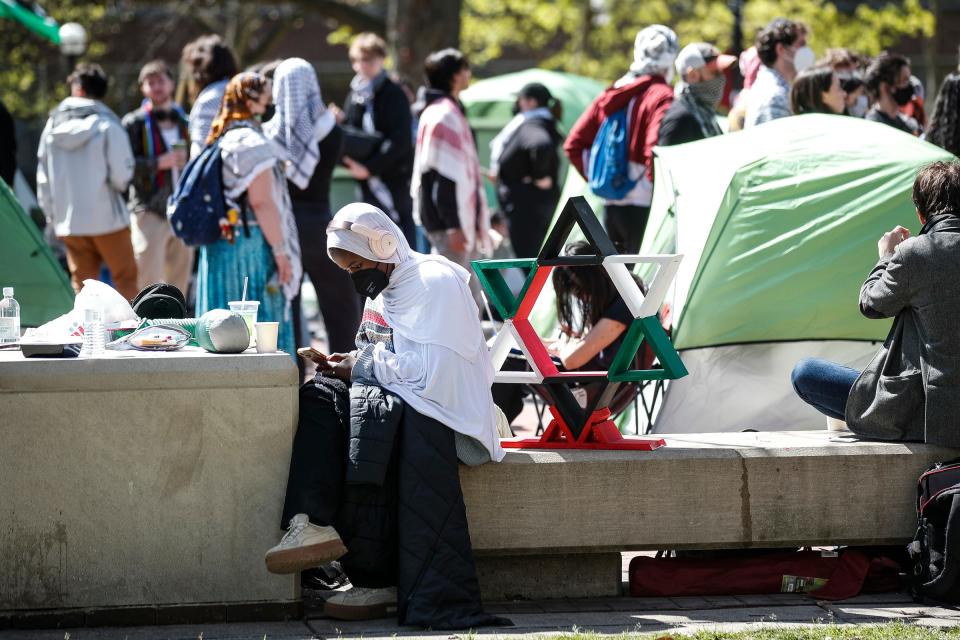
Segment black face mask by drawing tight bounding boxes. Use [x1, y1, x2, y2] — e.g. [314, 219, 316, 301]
[893, 84, 914, 106]
[262, 103, 277, 122]
[351, 267, 389, 299]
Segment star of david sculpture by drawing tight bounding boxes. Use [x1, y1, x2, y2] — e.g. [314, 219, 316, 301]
[473, 196, 687, 451]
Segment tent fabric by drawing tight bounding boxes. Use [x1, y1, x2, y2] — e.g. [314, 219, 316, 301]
[643, 113, 954, 351]
[461, 68, 607, 140]
[641, 113, 954, 433]
[461, 69, 606, 208]
[653, 340, 877, 433]
[0, 179, 74, 327]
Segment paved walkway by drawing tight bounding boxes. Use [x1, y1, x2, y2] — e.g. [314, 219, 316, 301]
[4, 591, 959, 639]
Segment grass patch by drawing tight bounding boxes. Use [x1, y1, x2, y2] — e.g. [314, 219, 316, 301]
[538, 621, 960, 640]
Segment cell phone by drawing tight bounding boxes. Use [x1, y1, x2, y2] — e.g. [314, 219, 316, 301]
[296, 347, 328, 361]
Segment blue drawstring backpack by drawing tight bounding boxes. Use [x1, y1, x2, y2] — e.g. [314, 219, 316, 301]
[587, 97, 637, 201]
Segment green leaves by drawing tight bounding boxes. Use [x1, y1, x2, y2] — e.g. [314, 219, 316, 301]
[462, 0, 936, 84]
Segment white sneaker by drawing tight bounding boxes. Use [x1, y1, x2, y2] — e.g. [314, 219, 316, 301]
[324, 586, 398, 621]
[265, 514, 347, 574]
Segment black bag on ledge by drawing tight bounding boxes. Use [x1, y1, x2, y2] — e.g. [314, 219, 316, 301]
[910, 459, 960, 604]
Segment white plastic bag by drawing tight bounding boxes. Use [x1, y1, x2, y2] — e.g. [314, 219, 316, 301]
[75, 279, 136, 324]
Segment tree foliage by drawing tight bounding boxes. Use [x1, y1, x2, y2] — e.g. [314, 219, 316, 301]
[462, 0, 935, 83]
[0, 1, 112, 118]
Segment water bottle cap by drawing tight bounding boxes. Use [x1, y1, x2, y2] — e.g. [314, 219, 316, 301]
[2, 287, 11, 297]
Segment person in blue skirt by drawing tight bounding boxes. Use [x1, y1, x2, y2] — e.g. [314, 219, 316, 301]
[196, 71, 302, 356]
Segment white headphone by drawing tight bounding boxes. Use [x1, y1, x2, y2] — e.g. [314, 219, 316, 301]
[327, 219, 398, 260]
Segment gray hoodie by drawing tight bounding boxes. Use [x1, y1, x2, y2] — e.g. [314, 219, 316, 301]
[37, 97, 135, 237]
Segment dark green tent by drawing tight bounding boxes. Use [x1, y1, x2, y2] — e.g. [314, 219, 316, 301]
[0, 180, 73, 327]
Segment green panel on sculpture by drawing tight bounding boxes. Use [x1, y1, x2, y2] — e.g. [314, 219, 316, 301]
[608, 316, 688, 383]
[471, 259, 538, 319]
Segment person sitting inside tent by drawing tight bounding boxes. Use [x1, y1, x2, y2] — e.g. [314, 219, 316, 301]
[790, 66, 847, 115]
[265, 203, 507, 628]
[791, 161, 960, 447]
[492, 241, 644, 423]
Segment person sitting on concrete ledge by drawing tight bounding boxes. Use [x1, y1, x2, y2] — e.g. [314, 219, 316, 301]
[792, 160, 960, 447]
[265, 203, 509, 629]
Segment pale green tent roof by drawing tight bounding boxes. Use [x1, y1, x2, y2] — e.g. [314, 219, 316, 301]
[642, 113, 955, 351]
[0, 180, 73, 326]
[461, 68, 606, 137]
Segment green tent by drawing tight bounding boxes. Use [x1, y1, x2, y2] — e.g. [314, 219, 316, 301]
[0, 180, 74, 327]
[641, 113, 955, 433]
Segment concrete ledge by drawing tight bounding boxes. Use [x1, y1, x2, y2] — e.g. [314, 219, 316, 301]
[461, 431, 959, 598]
[0, 350, 299, 612]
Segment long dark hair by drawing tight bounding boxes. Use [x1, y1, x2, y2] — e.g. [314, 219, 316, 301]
[552, 241, 644, 337]
[790, 66, 836, 115]
[927, 74, 960, 157]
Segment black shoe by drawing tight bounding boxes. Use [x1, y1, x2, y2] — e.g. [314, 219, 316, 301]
[301, 562, 350, 591]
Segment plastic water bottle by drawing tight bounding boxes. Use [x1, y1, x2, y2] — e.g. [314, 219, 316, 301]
[80, 307, 105, 358]
[0, 287, 20, 348]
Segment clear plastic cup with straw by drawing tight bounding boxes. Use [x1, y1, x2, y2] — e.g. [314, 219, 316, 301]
[228, 276, 259, 348]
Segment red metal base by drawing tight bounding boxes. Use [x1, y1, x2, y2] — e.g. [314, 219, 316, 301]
[502, 408, 666, 451]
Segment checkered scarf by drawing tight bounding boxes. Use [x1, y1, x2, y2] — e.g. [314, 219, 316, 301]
[263, 58, 335, 190]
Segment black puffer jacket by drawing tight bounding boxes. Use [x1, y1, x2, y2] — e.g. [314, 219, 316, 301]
[347, 383, 403, 486]
[345, 382, 509, 630]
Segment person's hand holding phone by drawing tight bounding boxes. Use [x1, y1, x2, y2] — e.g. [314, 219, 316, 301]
[315, 351, 356, 382]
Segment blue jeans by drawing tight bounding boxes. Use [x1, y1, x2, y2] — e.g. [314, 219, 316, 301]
[790, 358, 861, 421]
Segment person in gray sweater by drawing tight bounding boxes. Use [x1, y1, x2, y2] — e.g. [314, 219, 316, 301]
[37, 63, 137, 299]
[792, 160, 960, 447]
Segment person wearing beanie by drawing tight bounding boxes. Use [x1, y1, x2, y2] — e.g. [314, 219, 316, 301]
[659, 42, 737, 146]
[564, 25, 679, 253]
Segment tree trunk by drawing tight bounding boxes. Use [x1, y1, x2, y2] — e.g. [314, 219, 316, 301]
[388, 0, 462, 85]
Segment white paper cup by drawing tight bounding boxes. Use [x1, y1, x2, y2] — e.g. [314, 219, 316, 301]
[826, 417, 849, 432]
[254, 322, 280, 353]
[228, 301, 260, 348]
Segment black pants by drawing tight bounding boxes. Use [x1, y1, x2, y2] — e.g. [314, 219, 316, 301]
[604, 204, 650, 254]
[282, 378, 397, 588]
[499, 184, 558, 259]
[292, 206, 362, 355]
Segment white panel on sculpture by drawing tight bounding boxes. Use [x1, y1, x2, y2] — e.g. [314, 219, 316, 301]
[488, 320, 518, 371]
[494, 370, 544, 384]
[603, 254, 682, 319]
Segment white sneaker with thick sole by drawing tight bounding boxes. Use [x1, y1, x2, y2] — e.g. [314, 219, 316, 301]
[324, 586, 398, 621]
[265, 513, 347, 574]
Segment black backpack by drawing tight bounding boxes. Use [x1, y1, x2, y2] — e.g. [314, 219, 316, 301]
[909, 459, 960, 603]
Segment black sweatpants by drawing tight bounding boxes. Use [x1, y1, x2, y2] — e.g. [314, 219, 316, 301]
[281, 378, 397, 588]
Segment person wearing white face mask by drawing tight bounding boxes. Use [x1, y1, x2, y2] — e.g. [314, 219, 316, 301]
[659, 42, 737, 146]
[745, 18, 815, 128]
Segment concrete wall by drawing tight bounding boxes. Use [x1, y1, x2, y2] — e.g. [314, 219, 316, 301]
[461, 431, 960, 599]
[0, 350, 299, 611]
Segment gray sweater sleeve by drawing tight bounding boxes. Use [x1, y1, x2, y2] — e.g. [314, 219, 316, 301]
[351, 343, 379, 385]
[859, 245, 914, 319]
